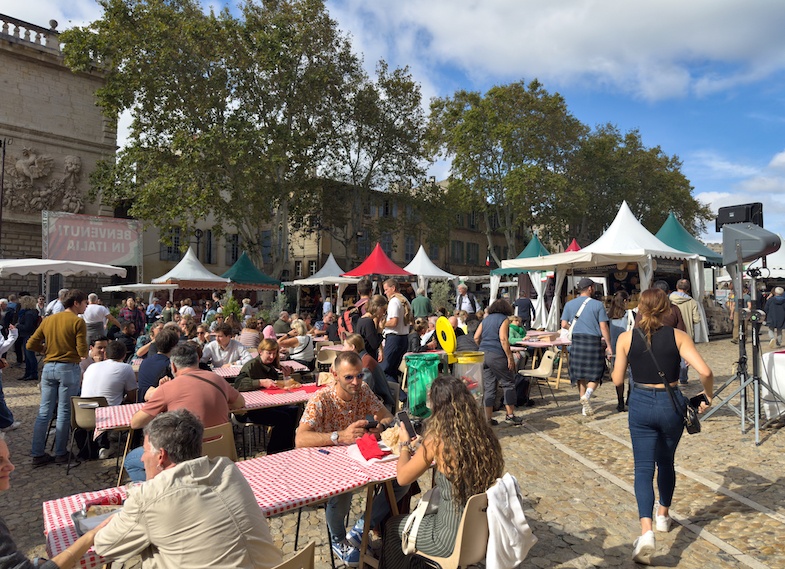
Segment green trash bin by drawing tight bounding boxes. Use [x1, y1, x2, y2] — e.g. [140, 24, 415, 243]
[405, 353, 441, 418]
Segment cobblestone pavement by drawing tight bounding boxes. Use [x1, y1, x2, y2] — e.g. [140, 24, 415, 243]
[3, 335, 784, 568]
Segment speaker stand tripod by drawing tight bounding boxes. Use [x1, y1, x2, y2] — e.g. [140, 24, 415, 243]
[702, 278, 785, 445]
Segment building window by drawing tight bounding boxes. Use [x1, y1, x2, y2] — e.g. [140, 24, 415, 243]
[489, 212, 500, 231]
[450, 240, 464, 264]
[261, 230, 272, 264]
[308, 260, 318, 275]
[468, 211, 478, 229]
[429, 243, 439, 261]
[295, 260, 303, 277]
[203, 230, 216, 264]
[455, 213, 464, 227]
[466, 242, 480, 265]
[405, 236, 416, 262]
[159, 228, 182, 262]
[357, 230, 371, 258]
[225, 234, 241, 265]
[381, 233, 393, 256]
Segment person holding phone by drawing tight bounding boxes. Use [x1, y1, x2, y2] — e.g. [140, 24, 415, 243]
[611, 288, 713, 565]
[380, 374, 504, 569]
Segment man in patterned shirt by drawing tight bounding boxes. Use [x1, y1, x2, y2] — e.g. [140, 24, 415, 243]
[296, 351, 404, 567]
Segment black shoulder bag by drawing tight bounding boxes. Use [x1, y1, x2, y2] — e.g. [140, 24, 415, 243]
[635, 328, 700, 434]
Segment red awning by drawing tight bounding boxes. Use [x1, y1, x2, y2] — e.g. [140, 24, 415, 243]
[342, 243, 412, 277]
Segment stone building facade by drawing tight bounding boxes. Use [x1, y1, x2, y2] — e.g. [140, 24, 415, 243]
[0, 14, 117, 296]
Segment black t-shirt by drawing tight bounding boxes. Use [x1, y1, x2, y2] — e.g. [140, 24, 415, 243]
[326, 322, 341, 343]
[355, 317, 382, 357]
[137, 353, 171, 401]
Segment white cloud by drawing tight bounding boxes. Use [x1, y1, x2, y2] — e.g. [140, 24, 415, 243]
[686, 151, 760, 180]
[327, 0, 785, 101]
[4, 0, 102, 30]
[768, 150, 785, 171]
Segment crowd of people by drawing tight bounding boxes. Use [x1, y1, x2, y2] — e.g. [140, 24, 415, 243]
[4, 273, 772, 567]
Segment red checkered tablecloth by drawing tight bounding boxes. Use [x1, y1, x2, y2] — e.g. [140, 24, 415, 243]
[213, 365, 243, 378]
[94, 403, 143, 439]
[44, 486, 129, 568]
[280, 359, 309, 372]
[240, 385, 325, 410]
[236, 447, 372, 515]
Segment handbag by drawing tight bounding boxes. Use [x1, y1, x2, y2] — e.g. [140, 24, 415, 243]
[560, 297, 591, 342]
[635, 329, 700, 434]
[401, 486, 441, 555]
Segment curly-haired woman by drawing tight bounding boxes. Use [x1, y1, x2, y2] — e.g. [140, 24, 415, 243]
[612, 288, 713, 564]
[380, 374, 504, 568]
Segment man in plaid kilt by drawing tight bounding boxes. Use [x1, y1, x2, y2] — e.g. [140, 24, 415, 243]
[561, 278, 613, 417]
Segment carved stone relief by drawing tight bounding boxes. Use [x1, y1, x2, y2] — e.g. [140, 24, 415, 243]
[3, 147, 85, 213]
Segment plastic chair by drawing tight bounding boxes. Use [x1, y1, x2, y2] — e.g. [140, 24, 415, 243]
[273, 541, 316, 569]
[202, 422, 238, 462]
[518, 349, 558, 406]
[415, 492, 489, 569]
[67, 396, 108, 474]
[316, 349, 337, 372]
[387, 380, 400, 414]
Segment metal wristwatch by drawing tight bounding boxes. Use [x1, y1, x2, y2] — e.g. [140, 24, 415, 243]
[331, 431, 339, 445]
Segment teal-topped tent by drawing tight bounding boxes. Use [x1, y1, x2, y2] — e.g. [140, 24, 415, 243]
[221, 252, 280, 289]
[655, 212, 723, 266]
[490, 234, 550, 276]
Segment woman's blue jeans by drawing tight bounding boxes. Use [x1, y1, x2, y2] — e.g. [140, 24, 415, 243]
[31, 362, 81, 457]
[20, 335, 38, 379]
[628, 385, 685, 519]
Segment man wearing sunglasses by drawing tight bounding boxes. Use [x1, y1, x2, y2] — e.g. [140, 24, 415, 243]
[296, 351, 404, 566]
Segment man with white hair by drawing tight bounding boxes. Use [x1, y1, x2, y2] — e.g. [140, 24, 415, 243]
[411, 287, 432, 319]
[45, 288, 69, 316]
[84, 293, 122, 345]
[272, 311, 291, 335]
[455, 283, 480, 321]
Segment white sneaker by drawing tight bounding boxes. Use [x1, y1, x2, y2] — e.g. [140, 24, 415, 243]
[770, 338, 777, 348]
[98, 447, 115, 460]
[0, 421, 21, 432]
[580, 395, 594, 417]
[632, 530, 655, 565]
[655, 514, 671, 532]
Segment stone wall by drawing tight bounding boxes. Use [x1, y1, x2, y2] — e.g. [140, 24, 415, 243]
[0, 15, 117, 298]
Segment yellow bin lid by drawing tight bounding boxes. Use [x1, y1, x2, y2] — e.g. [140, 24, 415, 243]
[435, 316, 457, 363]
[455, 351, 484, 364]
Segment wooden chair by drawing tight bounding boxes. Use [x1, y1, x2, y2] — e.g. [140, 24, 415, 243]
[415, 492, 489, 569]
[518, 349, 558, 406]
[273, 541, 316, 569]
[202, 422, 238, 462]
[66, 396, 108, 474]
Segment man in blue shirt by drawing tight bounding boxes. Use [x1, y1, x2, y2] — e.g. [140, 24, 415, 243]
[561, 278, 612, 417]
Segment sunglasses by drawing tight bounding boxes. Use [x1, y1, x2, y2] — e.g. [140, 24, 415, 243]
[341, 374, 363, 381]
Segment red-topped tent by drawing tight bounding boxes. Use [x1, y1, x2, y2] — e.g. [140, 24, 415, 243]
[342, 243, 413, 277]
[565, 238, 581, 252]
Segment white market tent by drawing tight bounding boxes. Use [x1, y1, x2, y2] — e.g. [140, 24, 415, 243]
[151, 247, 230, 289]
[291, 253, 360, 312]
[102, 283, 179, 293]
[403, 245, 456, 291]
[0, 258, 127, 278]
[501, 201, 708, 341]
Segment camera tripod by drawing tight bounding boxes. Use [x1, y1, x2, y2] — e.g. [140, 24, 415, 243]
[702, 265, 785, 444]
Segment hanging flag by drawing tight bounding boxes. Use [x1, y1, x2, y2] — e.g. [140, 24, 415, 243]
[485, 251, 491, 267]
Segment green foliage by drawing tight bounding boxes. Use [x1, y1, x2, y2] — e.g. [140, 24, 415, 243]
[220, 295, 243, 322]
[564, 125, 713, 244]
[428, 80, 586, 264]
[62, 0, 426, 273]
[269, 293, 289, 316]
[429, 281, 454, 314]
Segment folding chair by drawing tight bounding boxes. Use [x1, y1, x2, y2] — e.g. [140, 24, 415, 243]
[202, 422, 238, 462]
[415, 492, 489, 569]
[518, 349, 558, 406]
[67, 396, 108, 474]
[273, 541, 316, 569]
[316, 349, 338, 372]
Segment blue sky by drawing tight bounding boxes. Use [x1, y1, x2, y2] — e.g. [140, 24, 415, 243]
[9, 0, 785, 245]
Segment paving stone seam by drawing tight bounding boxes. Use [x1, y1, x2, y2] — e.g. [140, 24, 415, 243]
[588, 421, 785, 526]
[525, 422, 773, 569]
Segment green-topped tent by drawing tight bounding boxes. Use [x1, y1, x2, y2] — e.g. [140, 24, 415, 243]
[655, 212, 723, 266]
[221, 252, 279, 290]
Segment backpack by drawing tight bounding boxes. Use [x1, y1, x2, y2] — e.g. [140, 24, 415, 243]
[392, 293, 414, 327]
[338, 297, 368, 340]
